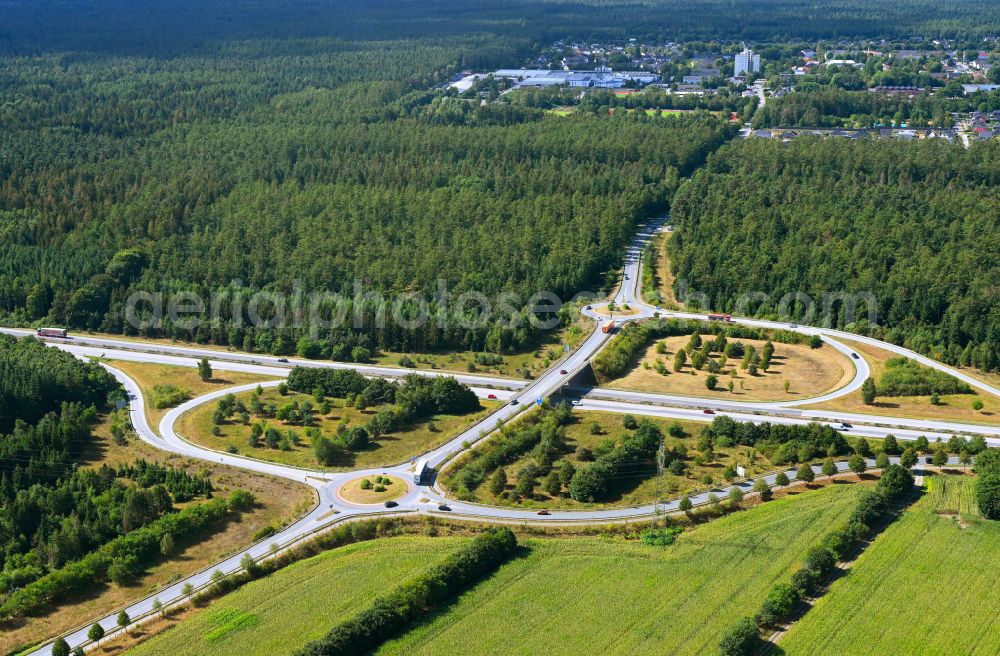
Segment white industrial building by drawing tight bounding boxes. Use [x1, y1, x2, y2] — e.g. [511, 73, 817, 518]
[490, 68, 659, 89]
[734, 48, 761, 76]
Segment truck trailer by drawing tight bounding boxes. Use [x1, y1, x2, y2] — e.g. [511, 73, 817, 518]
[413, 459, 431, 485]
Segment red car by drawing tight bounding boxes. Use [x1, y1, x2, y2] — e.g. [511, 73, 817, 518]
[487, 393, 497, 399]
[703, 409, 715, 414]
[536, 510, 551, 516]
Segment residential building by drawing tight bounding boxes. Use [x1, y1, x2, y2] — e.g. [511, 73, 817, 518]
[734, 48, 761, 76]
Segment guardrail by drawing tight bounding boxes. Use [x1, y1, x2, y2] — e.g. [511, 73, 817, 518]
[567, 387, 998, 438]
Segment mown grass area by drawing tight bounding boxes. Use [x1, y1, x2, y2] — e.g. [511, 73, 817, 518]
[126, 537, 466, 656]
[339, 475, 410, 504]
[449, 411, 783, 510]
[806, 340, 1000, 426]
[372, 484, 865, 656]
[107, 360, 279, 428]
[607, 335, 852, 402]
[778, 474, 1000, 656]
[177, 388, 498, 470]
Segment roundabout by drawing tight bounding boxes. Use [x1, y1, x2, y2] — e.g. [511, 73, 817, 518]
[338, 475, 411, 505]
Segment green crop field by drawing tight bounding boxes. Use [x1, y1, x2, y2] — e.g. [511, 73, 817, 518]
[127, 537, 465, 656]
[779, 475, 1000, 656]
[373, 484, 865, 656]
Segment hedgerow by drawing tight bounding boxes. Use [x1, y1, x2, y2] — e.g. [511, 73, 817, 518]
[294, 527, 518, 656]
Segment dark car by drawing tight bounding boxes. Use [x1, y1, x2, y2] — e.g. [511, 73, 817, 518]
[510, 399, 519, 406]
[437, 504, 451, 511]
[851, 353, 860, 359]
[277, 358, 289, 363]
[559, 369, 568, 375]
[536, 510, 551, 516]
[384, 500, 398, 508]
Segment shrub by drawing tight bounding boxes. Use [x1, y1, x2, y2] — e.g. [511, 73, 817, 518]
[758, 583, 800, 628]
[849, 489, 887, 527]
[228, 489, 256, 511]
[876, 357, 972, 396]
[640, 526, 683, 546]
[718, 617, 760, 656]
[876, 464, 914, 501]
[975, 449, 1000, 519]
[753, 478, 771, 501]
[150, 384, 192, 409]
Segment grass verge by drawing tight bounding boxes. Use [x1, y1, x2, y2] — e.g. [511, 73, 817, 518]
[805, 339, 1000, 426]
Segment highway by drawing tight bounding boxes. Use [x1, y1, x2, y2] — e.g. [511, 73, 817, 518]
[0, 327, 527, 392]
[16, 216, 1000, 654]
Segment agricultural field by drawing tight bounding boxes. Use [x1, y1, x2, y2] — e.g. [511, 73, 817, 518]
[108, 360, 279, 427]
[606, 335, 853, 402]
[805, 340, 1000, 426]
[779, 475, 1000, 655]
[374, 483, 866, 656]
[177, 387, 498, 470]
[126, 537, 466, 656]
[0, 406, 314, 656]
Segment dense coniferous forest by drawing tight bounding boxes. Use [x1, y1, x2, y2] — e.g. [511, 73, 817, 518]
[0, 337, 228, 620]
[668, 138, 1000, 372]
[0, 335, 116, 433]
[3, 0, 1000, 358]
[0, 9, 735, 355]
[3, 0, 1000, 56]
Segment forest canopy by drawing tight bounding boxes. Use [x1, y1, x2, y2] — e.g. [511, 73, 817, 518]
[668, 137, 1000, 372]
[3, 0, 1000, 57]
[0, 27, 733, 355]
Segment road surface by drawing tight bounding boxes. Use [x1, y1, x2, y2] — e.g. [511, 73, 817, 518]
[16, 217, 1000, 654]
